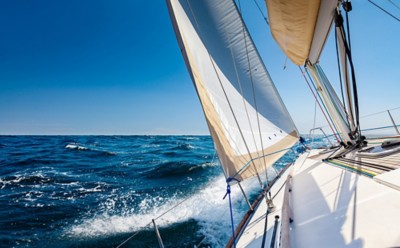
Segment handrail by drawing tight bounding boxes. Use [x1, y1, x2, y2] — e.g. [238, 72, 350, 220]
[228, 147, 293, 182]
[313, 108, 400, 138]
[309, 127, 334, 147]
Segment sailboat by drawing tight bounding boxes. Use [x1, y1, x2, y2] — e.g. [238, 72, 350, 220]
[166, 0, 400, 247]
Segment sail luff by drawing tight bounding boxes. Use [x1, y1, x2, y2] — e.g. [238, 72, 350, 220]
[167, 0, 299, 182]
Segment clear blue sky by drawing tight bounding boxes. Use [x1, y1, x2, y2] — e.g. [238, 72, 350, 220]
[1, 0, 399, 135]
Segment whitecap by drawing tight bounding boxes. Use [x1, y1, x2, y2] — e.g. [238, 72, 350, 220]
[65, 175, 262, 247]
[65, 143, 88, 150]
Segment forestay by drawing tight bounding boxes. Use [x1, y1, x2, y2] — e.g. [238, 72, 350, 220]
[167, 0, 298, 182]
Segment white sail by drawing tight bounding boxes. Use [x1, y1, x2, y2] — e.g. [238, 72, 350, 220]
[167, 0, 299, 182]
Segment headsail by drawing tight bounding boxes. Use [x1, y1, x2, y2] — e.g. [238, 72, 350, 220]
[167, 0, 299, 182]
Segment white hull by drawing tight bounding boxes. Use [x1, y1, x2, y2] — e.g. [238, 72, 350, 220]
[235, 149, 400, 247]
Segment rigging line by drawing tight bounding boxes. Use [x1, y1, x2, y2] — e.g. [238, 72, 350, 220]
[361, 106, 400, 118]
[311, 99, 317, 145]
[305, 66, 345, 141]
[315, 64, 351, 130]
[299, 66, 341, 144]
[116, 224, 152, 248]
[388, 0, 400, 10]
[334, 28, 347, 112]
[227, 185, 237, 248]
[252, 0, 269, 26]
[230, 147, 292, 180]
[236, 0, 269, 185]
[227, 29, 262, 167]
[344, 5, 361, 136]
[116, 150, 216, 248]
[368, 0, 400, 22]
[344, 2, 352, 50]
[117, 181, 195, 247]
[336, 20, 361, 138]
[182, 0, 247, 168]
[186, 0, 262, 181]
[336, 157, 393, 171]
[231, 0, 263, 174]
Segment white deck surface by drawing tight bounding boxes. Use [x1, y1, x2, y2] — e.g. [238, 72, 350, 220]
[236, 153, 309, 247]
[374, 168, 400, 191]
[291, 150, 400, 247]
[236, 150, 400, 247]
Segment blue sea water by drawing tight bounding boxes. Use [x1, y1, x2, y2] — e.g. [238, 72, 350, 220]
[0, 135, 302, 247]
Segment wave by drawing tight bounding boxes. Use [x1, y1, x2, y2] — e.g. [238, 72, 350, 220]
[65, 175, 262, 247]
[0, 173, 52, 189]
[65, 143, 89, 150]
[176, 143, 196, 150]
[65, 143, 116, 156]
[143, 161, 211, 178]
[7, 157, 61, 167]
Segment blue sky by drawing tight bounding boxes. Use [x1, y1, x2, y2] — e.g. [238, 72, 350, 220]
[1, 0, 399, 135]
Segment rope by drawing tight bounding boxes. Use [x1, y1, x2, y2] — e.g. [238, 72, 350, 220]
[311, 99, 317, 145]
[388, 0, 400, 10]
[236, 0, 265, 184]
[252, 0, 269, 26]
[335, 11, 361, 139]
[185, 0, 248, 168]
[237, 0, 269, 187]
[368, 0, 400, 22]
[314, 64, 352, 131]
[229, 147, 293, 181]
[344, 2, 352, 50]
[334, 27, 347, 111]
[361, 107, 400, 118]
[116, 191, 193, 248]
[187, 0, 264, 182]
[227, 184, 237, 248]
[116, 224, 151, 248]
[299, 66, 341, 144]
[117, 149, 219, 248]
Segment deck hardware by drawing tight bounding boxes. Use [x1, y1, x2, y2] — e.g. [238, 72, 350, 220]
[270, 215, 280, 248]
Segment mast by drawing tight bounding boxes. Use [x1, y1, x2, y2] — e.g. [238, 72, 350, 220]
[265, 0, 362, 146]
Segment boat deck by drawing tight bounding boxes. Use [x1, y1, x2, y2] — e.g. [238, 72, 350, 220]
[290, 150, 400, 247]
[326, 138, 400, 176]
[235, 149, 400, 248]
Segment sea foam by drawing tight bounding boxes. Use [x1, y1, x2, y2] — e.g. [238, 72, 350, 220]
[66, 175, 261, 246]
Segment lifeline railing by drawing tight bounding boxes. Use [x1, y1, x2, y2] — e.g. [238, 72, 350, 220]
[226, 145, 303, 248]
[308, 108, 400, 148]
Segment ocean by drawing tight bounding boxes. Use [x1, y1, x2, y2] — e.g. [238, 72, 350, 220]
[0, 135, 302, 247]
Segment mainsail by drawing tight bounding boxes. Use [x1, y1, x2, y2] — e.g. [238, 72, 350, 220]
[167, 0, 299, 182]
[266, 0, 360, 144]
[266, 0, 339, 66]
